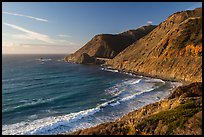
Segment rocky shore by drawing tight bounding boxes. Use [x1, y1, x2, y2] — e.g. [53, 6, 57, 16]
[67, 82, 202, 135]
[63, 8, 202, 135]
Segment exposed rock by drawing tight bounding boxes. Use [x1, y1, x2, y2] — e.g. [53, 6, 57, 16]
[168, 82, 202, 99]
[63, 8, 202, 135]
[67, 82, 202, 135]
[106, 8, 202, 82]
[64, 25, 157, 64]
[75, 53, 95, 64]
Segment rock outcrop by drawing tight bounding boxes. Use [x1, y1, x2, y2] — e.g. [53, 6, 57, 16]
[68, 82, 202, 135]
[63, 8, 202, 135]
[64, 25, 157, 63]
[106, 8, 202, 82]
[75, 53, 95, 64]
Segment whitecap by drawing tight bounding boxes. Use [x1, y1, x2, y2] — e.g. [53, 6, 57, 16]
[144, 78, 165, 83]
[3, 98, 57, 113]
[120, 87, 155, 102]
[36, 58, 52, 62]
[126, 79, 141, 85]
[100, 98, 107, 101]
[110, 101, 120, 107]
[3, 97, 120, 135]
[100, 67, 119, 73]
[2, 107, 101, 135]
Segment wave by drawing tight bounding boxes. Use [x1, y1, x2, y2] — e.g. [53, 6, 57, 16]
[3, 97, 60, 114]
[2, 72, 172, 135]
[124, 79, 142, 85]
[36, 58, 52, 62]
[2, 106, 101, 135]
[101, 67, 119, 73]
[110, 101, 120, 107]
[120, 87, 156, 102]
[105, 79, 142, 97]
[100, 67, 140, 78]
[3, 97, 122, 135]
[144, 78, 165, 83]
[100, 98, 107, 101]
[4, 86, 157, 135]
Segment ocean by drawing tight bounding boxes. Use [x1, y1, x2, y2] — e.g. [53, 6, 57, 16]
[2, 54, 182, 135]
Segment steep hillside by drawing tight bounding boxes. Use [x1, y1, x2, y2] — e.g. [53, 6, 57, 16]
[68, 82, 202, 135]
[106, 8, 202, 82]
[64, 25, 157, 64]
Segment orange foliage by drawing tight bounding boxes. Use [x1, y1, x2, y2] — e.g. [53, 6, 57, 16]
[185, 44, 202, 56]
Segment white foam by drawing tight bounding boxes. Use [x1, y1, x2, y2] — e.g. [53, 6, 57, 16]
[123, 72, 136, 77]
[105, 79, 142, 97]
[3, 98, 57, 113]
[126, 79, 141, 85]
[3, 75, 179, 135]
[36, 58, 52, 62]
[144, 78, 165, 83]
[105, 69, 118, 73]
[3, 97, 120, 135]
[120, 87, 155, 102]
[97, 99, 116, 108]
[100, 98, 107, 101]
[28, 114, 38, 120]
[110, 101, 120, 107]
[2, 106, 101, 135]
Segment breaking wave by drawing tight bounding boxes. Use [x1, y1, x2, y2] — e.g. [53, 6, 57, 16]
[2, 70, 181, 135]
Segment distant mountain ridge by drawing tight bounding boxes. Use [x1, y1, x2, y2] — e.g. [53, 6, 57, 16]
[64, 25, 157, 63]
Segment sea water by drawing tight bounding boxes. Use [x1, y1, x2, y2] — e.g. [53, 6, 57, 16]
[2, 54, 182, 135]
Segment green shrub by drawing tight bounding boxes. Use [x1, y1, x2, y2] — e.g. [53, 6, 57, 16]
[136, 101, 202, 135]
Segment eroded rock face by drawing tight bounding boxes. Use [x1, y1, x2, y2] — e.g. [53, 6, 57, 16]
[168, 82, 202, 99]
[67, 82, 202, 135]
[64, 25, 157, 64]
[75, 53, 95, 64]
[106, 8, 202, 82]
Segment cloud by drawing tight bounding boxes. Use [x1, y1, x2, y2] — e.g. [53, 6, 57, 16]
[3, 22, 54, 44]
[56, 39, 75, 45]
[3, 22, 76, 48]
[12, 34, 35, 40]
[57, 34, 71, 38]
[146, 21, 153, 25]
[2, 41, 19, 47]
[2, 11, 48, 22]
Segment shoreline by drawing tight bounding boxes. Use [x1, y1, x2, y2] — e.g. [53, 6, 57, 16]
[65, 60, 191, 85]
[59, 62, 187, 135]
[3, 62, 180, 135]
[67, 82, 202, 135]
[102, 64, 193, 85]
[61, 62, 201, 135]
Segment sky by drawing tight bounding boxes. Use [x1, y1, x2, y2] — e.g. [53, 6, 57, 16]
[2, 2, 202, 54]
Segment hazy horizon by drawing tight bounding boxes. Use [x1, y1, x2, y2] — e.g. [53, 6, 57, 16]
[2, 2, 202, 54]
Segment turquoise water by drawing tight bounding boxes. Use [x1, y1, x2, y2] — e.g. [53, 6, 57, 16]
[2, 54, 181, 135]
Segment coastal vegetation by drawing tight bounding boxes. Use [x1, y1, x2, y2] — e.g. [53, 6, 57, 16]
[64, 8, 202, 135]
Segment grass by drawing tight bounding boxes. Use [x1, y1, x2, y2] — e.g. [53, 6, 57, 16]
[136, 101, 202, 135]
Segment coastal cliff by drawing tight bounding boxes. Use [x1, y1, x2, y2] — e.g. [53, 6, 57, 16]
[68, 82, 202, 135]
[106, 8, 202, 82]
[64, 8, 202, 135]
[64, 25, 157, 64]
